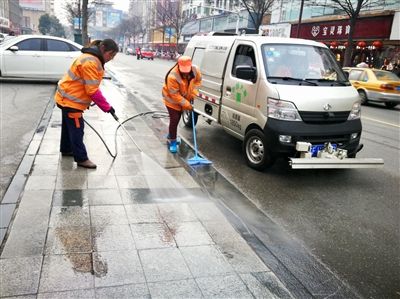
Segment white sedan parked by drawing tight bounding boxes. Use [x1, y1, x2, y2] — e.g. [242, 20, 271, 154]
[0, 35, 82, 80]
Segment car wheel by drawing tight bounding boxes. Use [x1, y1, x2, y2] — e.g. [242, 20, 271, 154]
[243, 129, 275, 170]
[358, 90, 368, 105]
[384, 102, 397, 109]
[182, 110, 198, 128]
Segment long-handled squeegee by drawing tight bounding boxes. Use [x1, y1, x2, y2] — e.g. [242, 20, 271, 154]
[187, 111, 212, 166]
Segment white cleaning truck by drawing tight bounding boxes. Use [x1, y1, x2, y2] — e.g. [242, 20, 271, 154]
[182, 33, 383, 170]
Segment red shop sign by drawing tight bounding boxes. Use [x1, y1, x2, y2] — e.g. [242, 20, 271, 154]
[291, 15, 393, 40]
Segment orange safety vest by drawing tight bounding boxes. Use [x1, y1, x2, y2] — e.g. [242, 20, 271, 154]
[55, 53, 104, 111]
[162, 65, 202, 112]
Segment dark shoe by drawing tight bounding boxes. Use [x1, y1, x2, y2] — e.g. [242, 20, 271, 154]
[61, 152, 74, 157]
[77, 160, 97, 169]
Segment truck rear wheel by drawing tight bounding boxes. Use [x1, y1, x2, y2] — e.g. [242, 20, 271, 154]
[243, 129, 275, 170]
[182, 110, 198, 128]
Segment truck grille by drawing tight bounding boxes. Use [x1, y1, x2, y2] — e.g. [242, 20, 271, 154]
[299, 111, 350, 124]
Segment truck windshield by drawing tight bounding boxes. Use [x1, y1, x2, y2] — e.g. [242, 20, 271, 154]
[262, 44, 349, 86]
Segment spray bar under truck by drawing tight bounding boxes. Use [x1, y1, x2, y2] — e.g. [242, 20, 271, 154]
[181, 33, 384, 169]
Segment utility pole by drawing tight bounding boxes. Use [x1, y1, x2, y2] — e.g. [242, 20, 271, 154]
[82, 0, 89, 45]
[296, 0, 304, 38]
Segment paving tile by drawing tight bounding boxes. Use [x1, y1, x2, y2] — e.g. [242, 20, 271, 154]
[202, 220, 244, 245]
[93, 251, 146, 288]
[158, 203, 198, 223]
[30, 162, 59, 176]
[130, 223, 175, 249]
[45, 226, 92, 254]
[120, 189, 143, 204]
[180, 245, 234, 277]
[92, 225, 135, 252]
[112, 163, 141, 176]
[95, 283, 150, 299]
[139, 247, 192, 283]
[37, 288, 95, 299]
[52, 190, 89, 207]
[125, 204, 163, 223]
[189, 202, 227, 222]
[49, 206, 90, 227]
[90, 205, 128, 226]
[217, 241, 269, 273]
[0, 256, 42, 297]
[116, 176, 148, 188]
[240, 272, 294, 299]
[12, 191, 53, 229]
[196, 274, 254, 298]
[25, 176, 56, 190]
[121, 188, 208, 204]
[38, 139, 59, 155]
[172, 221, 214, 247]
[34, 154, 59, 165]
[148, 279, 202, 299]
[1, 226, 47, 258]
[86, 189, 122, 205]
[87, 175, 118, 189]
[56, 174, 88, 190]
[39, 254, 94, 292]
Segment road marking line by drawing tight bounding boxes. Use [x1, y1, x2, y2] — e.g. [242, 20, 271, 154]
[362, 116, 400, 128]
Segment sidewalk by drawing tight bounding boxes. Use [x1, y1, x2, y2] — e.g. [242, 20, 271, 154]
[0, 79, 293, 298]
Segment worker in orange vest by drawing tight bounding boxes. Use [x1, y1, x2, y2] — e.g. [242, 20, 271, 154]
[55, 39, 119, 169]
[162, 56, 202, 153]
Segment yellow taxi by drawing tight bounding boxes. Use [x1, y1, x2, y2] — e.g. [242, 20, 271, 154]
[343, 67, 400, 109]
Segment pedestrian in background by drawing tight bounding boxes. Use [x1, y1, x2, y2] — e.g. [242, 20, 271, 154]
[136, 47, 141, 60]
[55, 39, 118, 169]
[162, 56, 202, 153]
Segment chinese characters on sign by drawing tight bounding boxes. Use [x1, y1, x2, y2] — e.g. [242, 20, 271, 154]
[311, 25, 351, 38]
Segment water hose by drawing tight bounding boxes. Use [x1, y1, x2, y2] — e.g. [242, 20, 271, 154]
[84, 110, 169, 159]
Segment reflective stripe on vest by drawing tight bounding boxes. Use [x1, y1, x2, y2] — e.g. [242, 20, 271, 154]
[57, 85, 90, 105]
[163, 94, 187, 106]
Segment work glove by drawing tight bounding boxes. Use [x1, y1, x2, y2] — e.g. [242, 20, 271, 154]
[107, 107, 115, 114]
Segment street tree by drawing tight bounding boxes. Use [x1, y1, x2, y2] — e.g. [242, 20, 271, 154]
[320, 0, 378, 66]
[111, 16, 143, 48]
[38, 14, 65, 37]
[240, 0, 275, 31]
[155, 0, 190, 50]
[63, 0, 94, 45]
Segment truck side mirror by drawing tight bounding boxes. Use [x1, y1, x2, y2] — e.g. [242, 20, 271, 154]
[235, 65, 257, 83]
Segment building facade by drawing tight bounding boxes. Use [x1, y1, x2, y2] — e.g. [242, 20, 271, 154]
[0, 0, 23, 35]
[19, 0, 54, 34]
[267, 0, 400, 67]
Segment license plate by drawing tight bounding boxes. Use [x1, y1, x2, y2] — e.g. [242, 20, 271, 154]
[396, 86, 400, 91]
[310, 144, 337, 157]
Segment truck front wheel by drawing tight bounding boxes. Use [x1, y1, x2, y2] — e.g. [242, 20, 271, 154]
[182, 110, 198, 128]
[243, 129, 275, 170]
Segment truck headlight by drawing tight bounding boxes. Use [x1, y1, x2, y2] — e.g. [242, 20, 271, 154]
[267, 98, 302, 121]
[348, 102, 361, 120]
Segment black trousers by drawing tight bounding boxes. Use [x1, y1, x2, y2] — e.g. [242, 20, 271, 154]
[60, 107, 88, 162]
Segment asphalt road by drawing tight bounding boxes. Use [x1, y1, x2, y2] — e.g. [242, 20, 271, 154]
[0, 81, 55, 200]
[109, 54, 400, 299]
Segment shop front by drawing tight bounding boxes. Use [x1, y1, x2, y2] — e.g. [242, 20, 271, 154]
[291, 13, 398, 68]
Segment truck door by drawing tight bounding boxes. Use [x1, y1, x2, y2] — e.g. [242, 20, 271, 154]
[221, 42, 258, 138]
